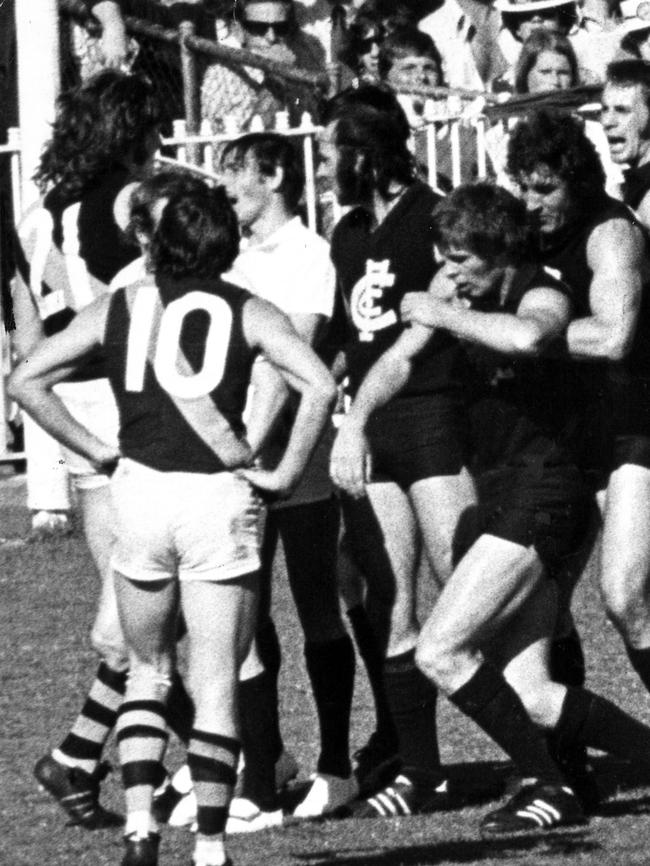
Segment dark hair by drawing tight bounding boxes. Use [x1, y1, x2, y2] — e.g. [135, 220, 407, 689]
[619, 26, 650, 58]
[338, 6, 385, 73]
[378, 26, 444, 85]
[126, 169, 209, 246]
[356, 0, 417, 29]
[149, 184, 240, 279]
[320, 83, 411, 142]
[432, 182, 534, 266]
[606, 58, 650, 112]
[321, 95, 416, 204]
[506, 110, 606, 210]
[220, 132, 304, 211]
[514, 29, 579, 94]
[35, 70, 162, 202]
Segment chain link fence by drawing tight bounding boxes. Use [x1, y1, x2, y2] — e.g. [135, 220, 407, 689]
[59, 0, 332, 136]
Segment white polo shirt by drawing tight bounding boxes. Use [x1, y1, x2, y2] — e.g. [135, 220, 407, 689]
[227, 216, 336, 508]
[228, 216, 335, 318]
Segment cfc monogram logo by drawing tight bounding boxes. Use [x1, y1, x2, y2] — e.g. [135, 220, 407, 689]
[350, 259, 397, 341]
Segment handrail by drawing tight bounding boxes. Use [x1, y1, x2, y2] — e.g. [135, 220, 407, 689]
[482, 84, 602, 120]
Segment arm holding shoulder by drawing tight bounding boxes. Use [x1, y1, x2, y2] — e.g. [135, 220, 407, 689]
[567, 218, 644, 361]
[402, 282, 570, 356]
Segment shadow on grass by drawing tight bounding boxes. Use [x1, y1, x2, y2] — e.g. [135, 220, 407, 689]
[290, 828, 598, 865]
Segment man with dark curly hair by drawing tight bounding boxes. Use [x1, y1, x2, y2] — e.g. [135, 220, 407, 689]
[507, 107, 650, 795]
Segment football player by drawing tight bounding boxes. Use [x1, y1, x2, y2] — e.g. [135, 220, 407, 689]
[9, 180, 336, 866]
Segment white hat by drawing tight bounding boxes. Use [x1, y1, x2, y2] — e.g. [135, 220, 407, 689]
[619, 0, 650, 32]
[495, 0, 575, 13]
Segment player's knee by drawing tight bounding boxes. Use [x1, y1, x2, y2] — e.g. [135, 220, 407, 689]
[600, 574, 646, 639]
[515, 681, 556, 727]
[127, 660, 173, 701]
[90, 622, 128, 669]
[415, 632, 460, 691]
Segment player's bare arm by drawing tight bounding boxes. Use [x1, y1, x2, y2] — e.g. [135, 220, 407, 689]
[245, 358, 290, 456]
[567, 218, 645, 361]
[8, 295, 120, 470]
[11, 272, 46, 360]
[238, 297, 336, 496]
[244, 311, 326, 455]
[401, 284, 571, 355]
[329, 322, 434, 499]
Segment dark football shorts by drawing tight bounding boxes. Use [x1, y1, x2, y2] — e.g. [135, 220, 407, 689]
[365, 394, 469, 488]
[609, 375, 650, 471]
[466, 459, 591, 572]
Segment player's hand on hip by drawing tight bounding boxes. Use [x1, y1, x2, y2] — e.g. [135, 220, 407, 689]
[236, 466, 294, 501]
[329, 420, 372, 499]
[89, 442, 122, 476]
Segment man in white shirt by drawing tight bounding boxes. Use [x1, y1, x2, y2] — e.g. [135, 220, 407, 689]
[219, 131, 360, 820]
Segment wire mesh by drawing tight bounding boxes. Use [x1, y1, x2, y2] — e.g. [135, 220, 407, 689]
[59, 0, 330, 137]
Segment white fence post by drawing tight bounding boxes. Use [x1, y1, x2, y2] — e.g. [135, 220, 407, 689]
[14, 0, 60, 209]
[10, 1, 69, 499]
[300, 113, 318, 233]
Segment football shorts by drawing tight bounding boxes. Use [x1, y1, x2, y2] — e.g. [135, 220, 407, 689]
[365, 394, 469, 487]
[110, 458, 264, 582]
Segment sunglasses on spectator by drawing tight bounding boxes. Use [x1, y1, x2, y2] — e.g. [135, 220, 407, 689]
[516, 7, 562, 19]
[358, 31, 384, 51]
[243, 19, 291, 36]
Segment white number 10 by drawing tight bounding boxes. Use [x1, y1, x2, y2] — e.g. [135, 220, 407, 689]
[125, 288, 232, 399]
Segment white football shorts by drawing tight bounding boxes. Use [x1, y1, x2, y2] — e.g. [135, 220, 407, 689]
[110, 458, 264, 582]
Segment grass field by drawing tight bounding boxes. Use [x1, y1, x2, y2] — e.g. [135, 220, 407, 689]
[2, 469, 650, 866]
